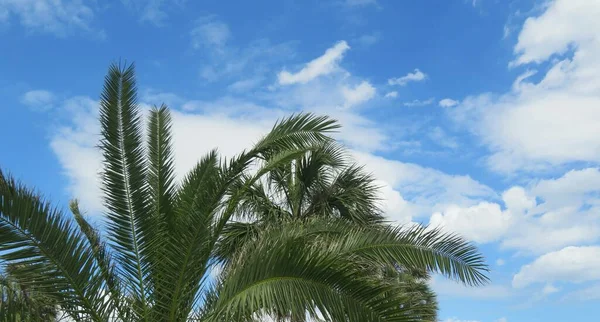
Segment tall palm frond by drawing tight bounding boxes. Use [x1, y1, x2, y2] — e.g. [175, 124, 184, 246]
[98, 63, 152, 319]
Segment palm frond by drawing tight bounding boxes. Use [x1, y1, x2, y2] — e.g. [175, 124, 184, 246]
[147, 104, 176, 230]
[0, 170, 111, 320]
[320, 221, 490, 287]
[254, 113, 340, 159]
[155, 150, 224, 321]
[306, 164, 385, 225]
[69, 200, 129, 321]
[202, 220, 442, 322]
[98, 62, 152, 317]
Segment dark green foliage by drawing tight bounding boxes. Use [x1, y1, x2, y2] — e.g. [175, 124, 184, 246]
[0, 63, 488, 321]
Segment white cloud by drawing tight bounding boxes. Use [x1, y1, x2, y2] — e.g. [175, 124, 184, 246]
[428, 169, 600, 253]
[278, 41, 350, 85]
[0, 0, 96, 36]
[388, 69, 427, 86]
[500, 168, 600, 253]
[541, 283, 559, 295]
[376, 180, 411, 224]
[20, 90, 55, 110]
[501, 186, 535, 215]
[430, 202, 511, 243]
[442, 319, 479, 322]
[190, 15, 230, 50]
[431, 276, 511, 299]
[384, 91, 397, 98]
[512, 0, 600, 66]
[341, 81, 376, 108]
[50, 97, 103, 212]
[530, 167, 600, 211]
[353, 151, 495, 220]
[439, 98, 459, 107]
[450, 0, 600, 173]
[403, 97, 434, 107]
[513, 246, 600, 288]
[495, 258, 505, 266]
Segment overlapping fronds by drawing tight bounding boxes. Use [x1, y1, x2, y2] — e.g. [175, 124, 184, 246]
[0, 62, 489, 322]
[0, 171, 113, 321]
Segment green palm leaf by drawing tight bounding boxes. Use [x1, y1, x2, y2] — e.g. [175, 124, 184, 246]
[0, 171, 111, 321]
[98, 62, 152, 318]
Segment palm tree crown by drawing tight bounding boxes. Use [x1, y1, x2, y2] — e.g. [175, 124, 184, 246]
[0, 63, 488, 322]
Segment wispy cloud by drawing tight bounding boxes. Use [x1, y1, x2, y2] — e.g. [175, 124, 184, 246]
[354, 32, 381, 47]
[190, 15, 230, 51]
[121, 0, 186, 25]
[384, 91, 398, 98]
[0, 0, 98, 36]
[388, 69, 427, 86]
[439, 98, 459, 107]
[403, 97, 434, 107]
[278, 41, 350, 85]
[20, 90, 56, 110]
[429, 127, 459, 149]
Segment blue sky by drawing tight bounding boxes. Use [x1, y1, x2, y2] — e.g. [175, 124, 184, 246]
[1, 0, 600, 321]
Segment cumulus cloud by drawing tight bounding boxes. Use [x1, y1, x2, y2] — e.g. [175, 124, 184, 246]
[388, 69, 427, 86]
[513, 246, 600, 288]
[0, 0, 96, 36]
[278, 41, 350, 85]
[353, 151, 495, 220]
[450, 0, 600, 173]
[428, 169, 600, 253]
[430, 202, 511, 243]
[341, 81, 376, 108]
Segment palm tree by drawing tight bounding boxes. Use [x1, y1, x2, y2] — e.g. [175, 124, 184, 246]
[218, 141, 440, 321]
[0, 63, 489, 322]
